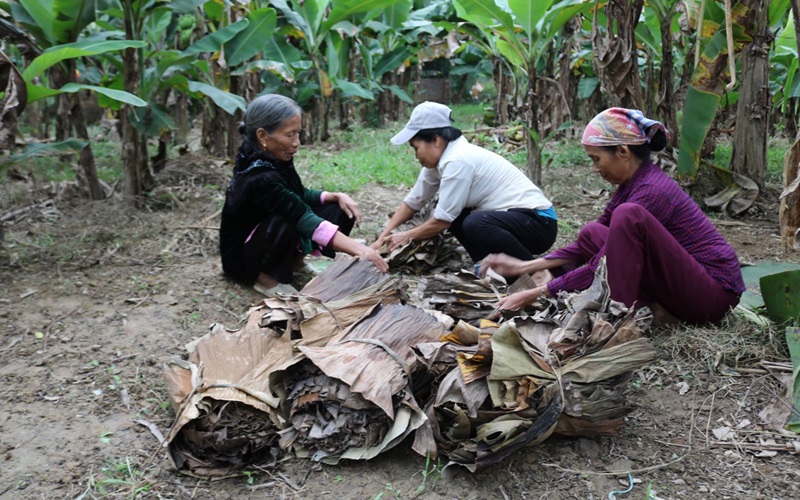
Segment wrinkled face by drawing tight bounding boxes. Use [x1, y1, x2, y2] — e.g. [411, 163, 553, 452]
[259, 114, 302, 161]
[584, 144, 636, 185]
[409, 137, 446, 169]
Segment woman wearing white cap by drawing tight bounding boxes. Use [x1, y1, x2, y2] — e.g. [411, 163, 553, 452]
[372, 101, 557, 279]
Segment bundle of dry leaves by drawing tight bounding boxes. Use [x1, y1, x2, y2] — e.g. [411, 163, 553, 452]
[163, 254, 654, 477]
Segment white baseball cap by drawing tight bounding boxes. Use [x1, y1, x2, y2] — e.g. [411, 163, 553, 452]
[390, 101, 454, 145]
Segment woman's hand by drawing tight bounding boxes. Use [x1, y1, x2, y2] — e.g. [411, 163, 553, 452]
[385, 231, 413, 252]
[359, 246, 389, 273]
[332, 192, 362, 225]
[479, 253, 530, 278]
[488, 286, 545, 318]
[369, 236, 387, 251]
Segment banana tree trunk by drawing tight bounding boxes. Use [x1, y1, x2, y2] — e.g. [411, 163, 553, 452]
[592, 0, 644, 110]
[656, 9, 679, 150]
[52, 68, 70, 142]
[227, 75, 242, 158]
[121, 43, 153, 206]
[780, 138, 800, 249]
[676, 0, 759, 178]
[318, 82, 330, 142]
[54, 62, 103, 200]
[524, 67, 542, 186]
[730, 0, 770, 189]
[495, 58, 509, 126]
[71, 94, 103, 199]
[175, 90, 189, 144]
[558, 19, 580, 122]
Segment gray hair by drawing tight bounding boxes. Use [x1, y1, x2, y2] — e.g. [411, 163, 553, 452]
[239, 94, 302, 142]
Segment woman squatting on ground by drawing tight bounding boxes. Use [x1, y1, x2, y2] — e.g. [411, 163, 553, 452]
[219, 94, 388, 295]
[481, 107, 745, 325]
[372, 101, 558, 281]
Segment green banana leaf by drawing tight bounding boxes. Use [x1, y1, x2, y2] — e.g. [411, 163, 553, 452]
[22, 40, 146, 81]
[6, 139, 87, 163]
[26, 82, 146, 106]
[224, 8, 277, 67]
[786, 327, 800, 433]
[182, 18, 249, 56]
[676, 2, 756, 179]
[187, 81, 246, 115]
[760, 271, 800, 325]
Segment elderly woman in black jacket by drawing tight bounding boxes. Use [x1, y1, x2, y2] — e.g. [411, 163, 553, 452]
[220, 94, 387, 294]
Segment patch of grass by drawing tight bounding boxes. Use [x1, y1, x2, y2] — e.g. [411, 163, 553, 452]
[296, 127, 420, 192]
[544, 140, 589, 169]
[91, 132, 123, 183]
[86, 457, 152, 497]
[713, 138, 791, 184]
[767, 137, 792, 182]
[656, 312, 787, 373]
[449, 102, 485, 129]
[411, 454, 443, 497]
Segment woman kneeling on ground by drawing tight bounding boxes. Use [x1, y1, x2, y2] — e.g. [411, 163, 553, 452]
[371, 101, 557, 280]
[480, 107, 745, 324]
[220, 94, 388, 295]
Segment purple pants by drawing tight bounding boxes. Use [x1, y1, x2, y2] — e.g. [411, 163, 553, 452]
[573, 203, 739, 324]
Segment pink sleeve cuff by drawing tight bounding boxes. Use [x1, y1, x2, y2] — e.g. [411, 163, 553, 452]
[312, 220, 339, 247]
[321, 191, 329, 204]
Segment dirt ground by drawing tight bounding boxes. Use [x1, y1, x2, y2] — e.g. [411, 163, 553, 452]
[1, 153, 799, 500]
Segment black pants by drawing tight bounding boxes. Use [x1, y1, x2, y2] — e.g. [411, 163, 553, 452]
[449, 208, 557, 264]
[243, 204, 355, 284]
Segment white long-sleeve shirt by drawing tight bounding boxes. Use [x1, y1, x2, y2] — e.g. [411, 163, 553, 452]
[403, 136, 553, 222]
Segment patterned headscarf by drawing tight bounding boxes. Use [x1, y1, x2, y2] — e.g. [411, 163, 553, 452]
[581, 108, 670, 147]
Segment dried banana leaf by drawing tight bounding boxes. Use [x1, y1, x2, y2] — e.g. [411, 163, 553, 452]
[559, 338, 655, 384]
[298, 277, 407, 347]
[277, 303, 448, 464]
[258, 257, 407, 340]
[440, 393, 563, 473]
[384, 197, 468, 274]
[163, 313, 291, 476]
[425, 258, 655, 471]
[300, 303, 448, 417]
[301, 255, 391, 303]
[423, 271, 502, 321]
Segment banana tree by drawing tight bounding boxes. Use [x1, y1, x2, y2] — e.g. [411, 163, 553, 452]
[270, 0, 400, 142]
[7, 0, 145, 199]
[453, 0, 592, 186]
[98, 0, 250, 202]
[771, 8, 799, 138]
[456, 22, 519, 125]
[730, 0, 784, 189]
[592, 0, 645, 110]
[676, 0, 764, 181]
[636, 0, 686, 148]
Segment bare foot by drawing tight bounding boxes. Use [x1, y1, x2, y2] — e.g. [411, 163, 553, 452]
[531, 270, 553, 287]
[255, 272, 279, 289]
[650, 303, 682, 327]
[292, 254, 307, 271]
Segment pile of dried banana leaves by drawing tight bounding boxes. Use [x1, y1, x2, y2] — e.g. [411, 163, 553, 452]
[383, 198, 467, 274]
[163, 256, 654, 476]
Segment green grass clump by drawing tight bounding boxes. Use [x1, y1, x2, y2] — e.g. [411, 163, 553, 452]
[296, 127, 420, 192]
[713, 138, 791, 183]
[449, 102, 485, 129]
[543, 140, 589, 169]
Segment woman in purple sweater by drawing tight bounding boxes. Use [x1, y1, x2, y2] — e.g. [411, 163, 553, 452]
[480, 108, 745, 324]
